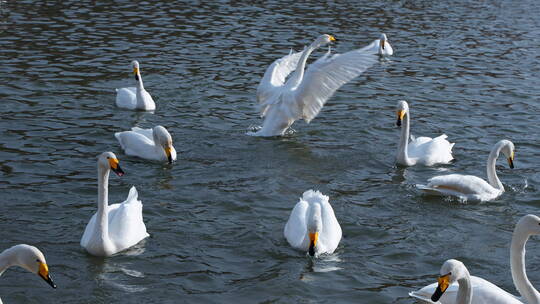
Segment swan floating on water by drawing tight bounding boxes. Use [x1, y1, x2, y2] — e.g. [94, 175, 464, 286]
[395, 100, 454, 166]
[359, 33, 394, 57]
[417, 139, 514, 201]
[409, 214, 540, 303]
[115, 126, 177, 163]
[80, 152, 149, 257]
[115, 60, 156, 111]
[250, 34, 378, 137]
[0, 244, 56, 302]
[284, 190, 342, 257]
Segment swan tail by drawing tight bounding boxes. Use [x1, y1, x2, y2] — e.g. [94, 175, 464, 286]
[125, 186, 139, 204]
[301, 189, 329, 205]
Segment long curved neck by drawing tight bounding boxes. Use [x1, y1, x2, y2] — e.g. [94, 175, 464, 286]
[287, 42, 320, 88]
[0, 247, 18, 276]
[486, 143, 504, 190]
[456, 272, 473, 304]
[397, 112, 411, 165]
[511, 226, 540, 303]
[97, 166, 110, 241]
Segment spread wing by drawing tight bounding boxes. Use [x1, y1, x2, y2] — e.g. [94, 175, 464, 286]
[256, 49, 304, 116]
[290, 48, 378, 122]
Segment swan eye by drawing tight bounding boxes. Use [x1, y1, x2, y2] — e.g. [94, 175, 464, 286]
[106, 157, 110, 159]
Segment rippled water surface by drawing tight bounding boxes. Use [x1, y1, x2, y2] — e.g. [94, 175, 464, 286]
[1, 0, 540, 303]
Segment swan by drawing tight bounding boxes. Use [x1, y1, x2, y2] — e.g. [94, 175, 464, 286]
[417, 139, 514, 201]
[0, 244, 56, 302]
[80, 152, 149, 257]
[395, 100, 454, 166]
[250, 34, 378, 137]
[284, 190, 342, 257]
[115, 60, 156, 111]
[409, 214, 540, 303]
[115, 126, 177, 163]
[358, 33, 394, 57]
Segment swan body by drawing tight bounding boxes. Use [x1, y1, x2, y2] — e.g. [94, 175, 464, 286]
[284, 190, 342, 257]
[115, 60, 155, 111]
[395, 100, 454, 166]
[417, 139, 515, 201]
[0, 244, 57, 299]
[250, 34, 378, 137]
[359, 33, 394, 57]
[115, 126, 177, 163]
[410, 214, 540, 304]
[80, 152, 149, 257]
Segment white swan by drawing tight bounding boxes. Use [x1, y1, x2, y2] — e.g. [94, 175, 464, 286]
[417, 139, 514, 201]
[250, 34, 378, 137]
[284, 190, 342, 257]
[410, 214, 540, 304]
[359, 33, 394, 57]
[395, 100, 454, 166]
[80, 152, 149, 257]
[115, 60, 155, 111]
[0, 244, 56, 300]
[115, 126, 177, 163]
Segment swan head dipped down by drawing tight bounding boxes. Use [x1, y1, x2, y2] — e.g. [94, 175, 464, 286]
[152, 126, 175, 164]
[396, 100, 409, 127]
[131, 60, 140, 81]
[98, 152, 125, 176]
[431, 259, 469, 302]
[497, 140, 515, 169]
[307, 203, 323, 257]
[5, 244, 56, 288]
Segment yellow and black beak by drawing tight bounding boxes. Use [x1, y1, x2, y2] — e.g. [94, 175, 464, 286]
[108, 158, 125, 176]
[133, 67, 140, 81]
[164, 146, 173, 164]
[38, 262, 57, 289]
[508, 151, 514, 169]
[431, 273, 450, 302]
[396, 110, 405, 127]
[329, 35, 336, 42]
[308, 232, 319, 257]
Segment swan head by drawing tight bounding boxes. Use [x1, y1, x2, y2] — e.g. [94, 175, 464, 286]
[498, 139, 515, 169]
[153, 126, 174, 164]
[8, 244, 56, 289]
[516, 214, 540, 236]
[379, 33, 388, 49]
[431, 259, 468, 302]
[396, 100, 409, 127]
[98, 152, 125, 176]
[314, 34, 337, 47]
[131, 60, 140, 81]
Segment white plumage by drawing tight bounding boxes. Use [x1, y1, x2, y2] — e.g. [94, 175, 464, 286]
[395, 100, 454, 166]
[358, 33, 394, 57]
[417, 140, 515, 201]
[250, 34, 378, 136]
[80, 152, 149, 257]
[115, 60, 155, 111]
[115, 126, 177, 163]
[284, 190, 342, 257]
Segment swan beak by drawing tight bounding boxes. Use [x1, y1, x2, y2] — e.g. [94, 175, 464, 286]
[164, 147, 173, 164]
[508, 152, 514, 169]
[329, 35, 336, 42]
[431, 273, 450, 302]
[308, 232, 319, 257]
[396, 110, 405, 127]
[133, 67, 140, 81]
[108, 158, 125, 176]
[38, 262, 57, 289]
[381, 39, 386, 50]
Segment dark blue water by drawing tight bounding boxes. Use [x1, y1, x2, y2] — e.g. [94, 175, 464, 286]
[1, 0, 540, 303]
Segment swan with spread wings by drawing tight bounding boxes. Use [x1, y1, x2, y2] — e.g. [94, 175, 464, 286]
[249, 34, 379, 137]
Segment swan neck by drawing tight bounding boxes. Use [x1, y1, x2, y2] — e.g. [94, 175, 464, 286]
[97, 165, 110, 240]
[511, 226, 540, 303]
[397, 112, 410, 165]
[0, 247, 17, 276]
[456, 272, 473, 304]
[288, 43, 317, 87]
[136, 72, 144, 90]
[486, 144, 504, 190]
